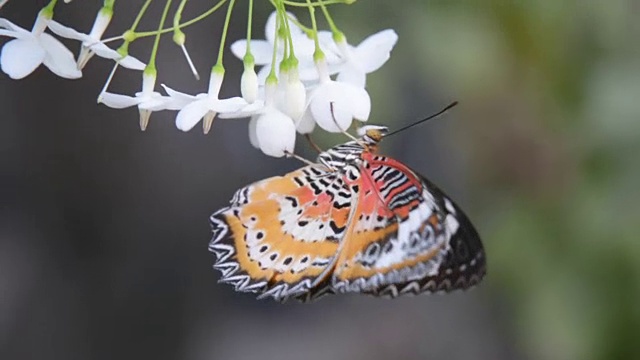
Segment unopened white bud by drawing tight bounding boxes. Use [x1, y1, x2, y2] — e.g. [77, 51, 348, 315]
[241, 65, 259, 103]
[283, 74, 306, 121]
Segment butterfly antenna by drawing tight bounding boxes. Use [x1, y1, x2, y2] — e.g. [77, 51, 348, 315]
[304, 134, 323, 154]
[329, 102, 362, 144]
[385, 101, 459, 137]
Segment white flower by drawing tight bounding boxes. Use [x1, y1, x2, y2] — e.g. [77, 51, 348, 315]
[253, 82, 296, 157]
[172, 70, 251, 134]
[254, 107, 296, 158]
[230, 11, 339, 84]
[306, 58, 371, 132]
[331, 29, 398, 88]
[99, 71, 174, 130]
[0, 14, 82, 79]
[47, 16, 145, 70]
[0, 0, 8, 10]
[222, 81, 296, 158]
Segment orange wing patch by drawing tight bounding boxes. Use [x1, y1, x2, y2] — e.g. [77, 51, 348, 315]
[210, 165, 354, 301]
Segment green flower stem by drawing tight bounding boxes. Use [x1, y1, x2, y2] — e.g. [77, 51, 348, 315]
[282, 0, 351, 7]
[147, 0, 174, 73]
[281, 5, 297, 61]
[246, 0, 254, 50]
[102, 0, 227, 43]
[275, 2, 293, 65]
[130, 0, 153, 34]
[287, 14, 311, 34]
[213, 0, 236, 71]
[266, 6, 281, 84]
[100, 0, 115, 17]
[243, 0, 255, 66]
[173, 0, 188, 35]
[39, 0, 58, 19]
[320, 1, 344, 41]
[306, 0, 323, 61]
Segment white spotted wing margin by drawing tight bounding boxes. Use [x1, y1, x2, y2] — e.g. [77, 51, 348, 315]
[209, 209, 269, 294]
[363, 174, 486, 298]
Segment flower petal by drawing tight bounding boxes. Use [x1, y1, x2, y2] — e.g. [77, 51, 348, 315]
[298, 59, 322, 82]
[231, 39, 273, 65]
[296, 109, 316, 134]
[309, 82, 353, 132]
[218, 100, 265, 119]
[0, 38, 45, 79]
[265, 11, 303, 44]
[39, 33, 82, 79]
[175, 98, 210, 131]
[140, 95, 171, 111]
[256, 108, 296, 157]
[354, 29, 398, 73]
[98, 92, 140, 108]
[0, 18, 30, 36]
[0, 29, 17, 37]
[344, 84, 371, 121]
[248, 116, 260, 149]
[47, 20, 89, 41]
[337, 62, 366, 88]
[118, 55, 146, 70]
[161, 84, 197, 101]
[214, 97, 250, 113]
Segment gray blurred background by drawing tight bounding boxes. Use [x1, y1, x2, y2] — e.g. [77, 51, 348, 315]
[1, 1, 639, 360]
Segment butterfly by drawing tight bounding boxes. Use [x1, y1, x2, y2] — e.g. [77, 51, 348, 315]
[209, 125, 486, 302]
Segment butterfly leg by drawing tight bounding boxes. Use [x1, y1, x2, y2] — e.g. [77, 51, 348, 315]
[284, 150, 316, 166]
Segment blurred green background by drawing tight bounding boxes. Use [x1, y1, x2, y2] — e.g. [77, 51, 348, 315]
[1, 1, 639, 360]
[356, 1, 640, 359]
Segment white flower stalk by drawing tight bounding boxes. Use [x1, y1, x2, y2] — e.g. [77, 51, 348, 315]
[173, 68, 250, 134]
[99, 70, 174, 130]
[47, 13, 145, 71]
[0, 12, 81, 79]
[280, 62, 306, 121]
[307, 57, 371, 132]
[331, 29, 398, 88]
[241, 56, 259, 103]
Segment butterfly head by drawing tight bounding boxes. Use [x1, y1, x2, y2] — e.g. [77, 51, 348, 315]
[357, 125, 389, 148]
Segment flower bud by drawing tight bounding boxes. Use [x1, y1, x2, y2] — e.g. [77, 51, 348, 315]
[283, 74, 306, 120]
[241, 64, 259, 103]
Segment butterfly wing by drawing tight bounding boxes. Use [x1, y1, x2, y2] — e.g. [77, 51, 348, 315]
[331, 154, 486, 297]
[209, 165, 355, 301]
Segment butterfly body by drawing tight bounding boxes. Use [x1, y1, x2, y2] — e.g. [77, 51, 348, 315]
[209, 126, 485, 301]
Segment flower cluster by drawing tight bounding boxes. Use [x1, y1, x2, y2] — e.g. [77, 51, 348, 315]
[0, 0, 397, 158]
